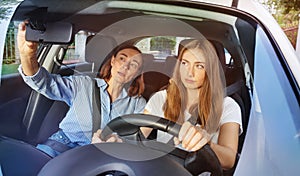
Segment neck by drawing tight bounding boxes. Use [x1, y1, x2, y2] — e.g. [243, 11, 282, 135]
[107, 79, 124, 102]
[186, 89, 198, 110]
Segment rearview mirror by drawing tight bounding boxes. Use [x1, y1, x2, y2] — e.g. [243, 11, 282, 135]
[25, 22, 73, 44]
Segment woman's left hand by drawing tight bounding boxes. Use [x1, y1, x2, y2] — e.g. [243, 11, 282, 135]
[174, 121, 211, 151]
[92, 129, 123, 144]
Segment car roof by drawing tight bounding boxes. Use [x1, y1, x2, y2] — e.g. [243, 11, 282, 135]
[191, 0, 235, 7]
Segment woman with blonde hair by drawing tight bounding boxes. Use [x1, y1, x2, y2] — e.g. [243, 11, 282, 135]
[142, 38, 242, 170]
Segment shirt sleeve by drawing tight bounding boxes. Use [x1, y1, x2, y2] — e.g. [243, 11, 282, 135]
[145, 90, 166, 117]
[220, 97, 243, 134]
[18, 65, 78, 106]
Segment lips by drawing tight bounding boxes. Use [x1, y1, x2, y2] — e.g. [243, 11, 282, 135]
[185, 79, 195, 84]
[118, 71, 126, 77]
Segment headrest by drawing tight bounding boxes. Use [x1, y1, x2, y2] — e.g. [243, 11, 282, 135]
[209, 40, 226, 74]
[85, 35, 117, 73]
[142, 53, 155, 72]
[142, 71, 170, 101]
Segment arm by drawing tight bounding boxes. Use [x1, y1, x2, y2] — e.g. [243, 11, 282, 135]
[210, 122, 239, 170]
[140, 90, 167, 138]
[140, 109, 153, 138]
[17, 22, 39, 76]
[17, 22, 81, 105]
[175, 122, 239, 169]
[175, 97, 242, 169]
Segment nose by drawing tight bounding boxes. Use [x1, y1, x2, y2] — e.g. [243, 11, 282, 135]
[121, 60, 130, 70]
[187, 65, 194, 77]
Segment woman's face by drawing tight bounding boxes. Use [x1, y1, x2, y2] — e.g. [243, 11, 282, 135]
[179, 48, 206, 90]
[110, 48, 143, 84]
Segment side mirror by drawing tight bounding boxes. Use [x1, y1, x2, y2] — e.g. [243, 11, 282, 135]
[25, 21, 73, 44]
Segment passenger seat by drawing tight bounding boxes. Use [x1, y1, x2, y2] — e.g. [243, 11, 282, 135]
[142, 71, 170, 101]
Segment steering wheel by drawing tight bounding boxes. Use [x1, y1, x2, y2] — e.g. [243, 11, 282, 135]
[38, 114, 223, 176]
[100, 114, 223, 176]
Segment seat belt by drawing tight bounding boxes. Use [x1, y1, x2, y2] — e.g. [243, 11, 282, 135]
[226, 79, 244, 96]
[92, 79, 101, 135]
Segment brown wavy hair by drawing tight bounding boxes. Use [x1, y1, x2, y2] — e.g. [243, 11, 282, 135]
[98, 43, 145, 97]
[163, 39, 225, 133]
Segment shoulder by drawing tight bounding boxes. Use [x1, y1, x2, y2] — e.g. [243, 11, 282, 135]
[150, 89, 167, 100]
[223, 96, 240, 111]
[145, 90, 167, 109]
[133, 94, 147, 105]
[220, 96, 243, 133]
[221, 97, 242, 124]
[145, 90, 166, 117]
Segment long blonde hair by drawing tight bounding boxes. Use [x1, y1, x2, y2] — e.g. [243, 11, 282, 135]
[164, 39, 225, 133]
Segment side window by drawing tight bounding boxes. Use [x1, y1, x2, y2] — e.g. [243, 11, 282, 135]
[1, 2, 21, 79]
[1, 25, 89, 77]
[224, 48, 234, 66]
[63, 31, 90, 65]
[1, 22, 20, 77]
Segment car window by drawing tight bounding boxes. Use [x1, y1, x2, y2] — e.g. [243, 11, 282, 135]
[224, 48, 233, 66]
[2, 22, 19, 76]
[63, 31, 91, 65]
[136, 36, 191, 60]
[254, 26, 300, 137]
[0, 1, 22, 81]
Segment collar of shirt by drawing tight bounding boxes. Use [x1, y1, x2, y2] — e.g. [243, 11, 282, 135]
[95, 78, 128, 101]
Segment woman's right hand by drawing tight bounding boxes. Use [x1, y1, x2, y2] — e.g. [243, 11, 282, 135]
[17, 22, 39, 76]
[174, 121, 211, 151]
[92, 129, 123, 144]
[17, 22, 38, 60]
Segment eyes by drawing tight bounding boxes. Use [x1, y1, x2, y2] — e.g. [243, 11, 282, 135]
[117, 55, 140, 70]
[181, 60, 205, 70]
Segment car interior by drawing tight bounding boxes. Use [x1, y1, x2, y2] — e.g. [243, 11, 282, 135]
[0, 0, 256, 175]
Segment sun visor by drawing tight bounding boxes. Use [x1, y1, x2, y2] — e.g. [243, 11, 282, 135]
[25, 21, 73, 44]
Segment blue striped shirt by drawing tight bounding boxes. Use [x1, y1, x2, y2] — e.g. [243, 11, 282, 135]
[19, 66, 146, 145]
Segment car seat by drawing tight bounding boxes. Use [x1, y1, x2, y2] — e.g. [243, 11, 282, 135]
[164, 55, 177, 77]
[142, 71, 170, 101]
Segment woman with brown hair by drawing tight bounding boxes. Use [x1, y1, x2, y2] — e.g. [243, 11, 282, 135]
[17, 22, 146, 157]
[142, 38, 242, 170]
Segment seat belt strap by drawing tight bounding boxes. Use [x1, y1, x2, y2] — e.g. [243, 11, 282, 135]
[44, 139, 72, 153]
[226, 79, 244, 96]
[92, 79, 101, 134]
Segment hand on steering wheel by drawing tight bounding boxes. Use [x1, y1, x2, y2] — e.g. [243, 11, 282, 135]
[92, 129, 123, 144]
[174, 121, 211, 151]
